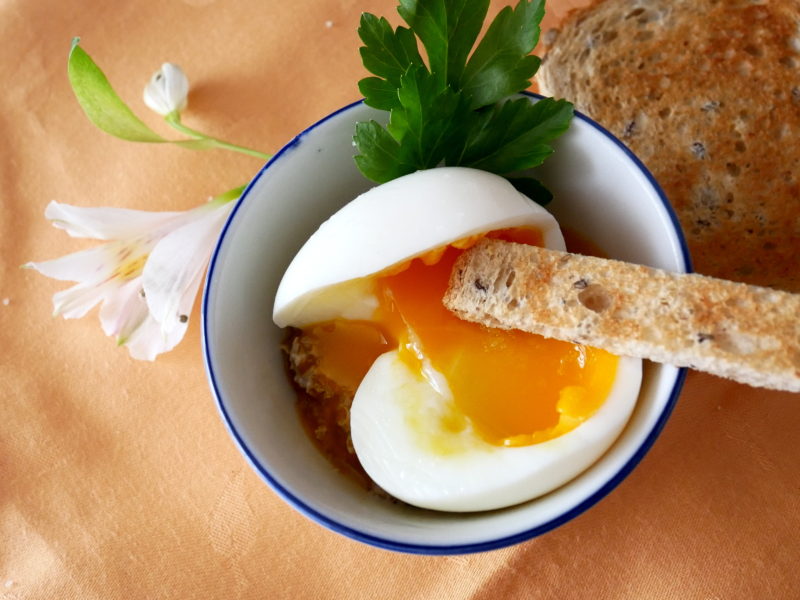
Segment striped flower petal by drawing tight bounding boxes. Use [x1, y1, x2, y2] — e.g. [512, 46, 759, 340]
[27, 195, 236, 360]
[142, 200, 233, 335]
[45, 201, 185, 240]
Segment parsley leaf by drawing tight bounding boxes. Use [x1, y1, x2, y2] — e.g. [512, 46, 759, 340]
[355, 65, 471, 183]
[357, 77, 400, 111]
[397, 0, 489, 87]
[460, 0, 545, 108]
[354, 0, 574, 198]
[353, 121, 415, 183]
[451, 96, 573, 172]
[389, 65, 468, 167]
[358, 14, 423, 109]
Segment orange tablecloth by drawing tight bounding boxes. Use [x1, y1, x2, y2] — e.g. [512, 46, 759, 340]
[2, 1, 797, 597]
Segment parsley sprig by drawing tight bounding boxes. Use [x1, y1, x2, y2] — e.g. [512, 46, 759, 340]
[354, 0, 573, 202]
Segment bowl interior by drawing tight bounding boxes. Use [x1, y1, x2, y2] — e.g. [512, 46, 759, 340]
[203, 97, 689, 554]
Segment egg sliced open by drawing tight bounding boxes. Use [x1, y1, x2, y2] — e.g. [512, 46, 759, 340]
[273, 167, 642, 512]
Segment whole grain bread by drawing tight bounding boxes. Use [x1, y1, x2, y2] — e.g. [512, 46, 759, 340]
[444, 239, 800, 392]
[537, 0, 800, 292]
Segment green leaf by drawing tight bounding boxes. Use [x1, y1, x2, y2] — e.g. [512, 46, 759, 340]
[452, 97, 574, 173]
[506, 177, 553, 206]
[397, 0, 489, 86]
[461, 0, 545, 108]
[387, 65, 467, 167]
[358, 77, 400, 111]
[68, 38, 165, 143]
[353, 120, 417, 183]
[358, 14, 423, 88]
[173, 138, 220, 150]
[357, 14, 424, 110]
[354, 0, 574, 185]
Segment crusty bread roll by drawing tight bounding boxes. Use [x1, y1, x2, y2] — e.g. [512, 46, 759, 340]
[537, 0, 800, 293]
[444, 239, 800, 392]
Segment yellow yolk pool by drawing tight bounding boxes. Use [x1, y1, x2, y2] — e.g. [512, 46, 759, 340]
[298, 229, 619, 448]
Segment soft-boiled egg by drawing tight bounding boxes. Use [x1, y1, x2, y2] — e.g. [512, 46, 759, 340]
[273, 167, 642, 512]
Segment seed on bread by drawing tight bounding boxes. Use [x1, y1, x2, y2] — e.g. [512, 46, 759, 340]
[443, 239, 800, 393]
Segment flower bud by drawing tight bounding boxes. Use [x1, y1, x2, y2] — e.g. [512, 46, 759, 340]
[143, 63, 189, 116]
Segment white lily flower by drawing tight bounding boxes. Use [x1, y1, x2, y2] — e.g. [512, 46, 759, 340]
[143, 63, 189, 116]
[25, 198, 234, 361]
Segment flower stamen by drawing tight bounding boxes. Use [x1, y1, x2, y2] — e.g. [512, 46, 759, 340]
[113, 254, 148, 281]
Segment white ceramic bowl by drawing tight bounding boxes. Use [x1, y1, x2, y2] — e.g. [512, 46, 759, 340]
[202, 94, 691, 554]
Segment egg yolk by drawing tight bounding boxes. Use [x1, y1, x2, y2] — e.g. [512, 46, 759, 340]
[303, 229, 619, 447]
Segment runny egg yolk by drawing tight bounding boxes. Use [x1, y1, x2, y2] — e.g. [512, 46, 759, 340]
[303, 229, 619, 447]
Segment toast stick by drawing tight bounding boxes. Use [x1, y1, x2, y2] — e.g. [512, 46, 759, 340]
[444, 239, 800, 392]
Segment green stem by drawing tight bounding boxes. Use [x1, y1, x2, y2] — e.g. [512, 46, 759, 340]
[211, 184, 247, 205]
[165, 112, 272, 160]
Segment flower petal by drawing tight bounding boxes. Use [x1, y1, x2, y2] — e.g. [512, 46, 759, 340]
[143, 201, 233, 333]
[161, 63, 189, 112]
[123, 313, 186, 361]
[44, 201, 185, 240]
[28, 195, 233, 361]
[52, 280, 113, 319]
[24, 243, 122, 283]
[98, 278, 148, 340]
[143, 63, 189, 116]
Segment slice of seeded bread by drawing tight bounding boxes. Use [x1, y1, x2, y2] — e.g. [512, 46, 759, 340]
[537, 0, 800, 293]
[443, 239, 800, 392]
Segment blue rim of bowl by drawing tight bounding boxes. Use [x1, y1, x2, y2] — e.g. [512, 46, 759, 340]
[202, 94, 692, 555]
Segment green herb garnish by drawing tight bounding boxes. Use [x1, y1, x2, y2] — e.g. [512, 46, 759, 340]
[354, 0, 574, 198]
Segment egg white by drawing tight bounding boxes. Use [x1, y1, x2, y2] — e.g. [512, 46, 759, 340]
[350, 351, 641, 512]
[273, 167, 565, 327]
[272, 166, 642, 513]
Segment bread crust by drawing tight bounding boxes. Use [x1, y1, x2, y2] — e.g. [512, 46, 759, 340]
[444, 239, 800, 392]
[538, 0, 800, 292]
